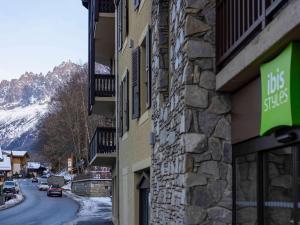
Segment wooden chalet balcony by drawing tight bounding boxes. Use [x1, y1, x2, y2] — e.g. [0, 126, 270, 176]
[94, 74, 115, 97]
[82, 0, 115, 13]
[89, 74, 115, 116]
[89, 127, 116, 167]
[98, 0, 115, 13]
[217, 0, 288, 69]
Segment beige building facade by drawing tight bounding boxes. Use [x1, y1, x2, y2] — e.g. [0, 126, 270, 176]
[116, 0, 152, 225]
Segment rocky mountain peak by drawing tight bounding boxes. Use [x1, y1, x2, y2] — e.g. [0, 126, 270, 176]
[0, 61, 107, 151]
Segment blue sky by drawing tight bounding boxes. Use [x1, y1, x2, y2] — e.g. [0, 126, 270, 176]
[0, 0, 88, 80]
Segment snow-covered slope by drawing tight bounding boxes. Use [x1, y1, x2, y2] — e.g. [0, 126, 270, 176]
[0, 61, 109, 151]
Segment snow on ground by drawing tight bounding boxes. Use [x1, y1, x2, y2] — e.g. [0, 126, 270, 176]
[65, 191, 112, 218]
[0, 193, 24, 211]
[62, 182, 72, 191]
[64, 191, 112, 225]
[57, 170, 75, 181]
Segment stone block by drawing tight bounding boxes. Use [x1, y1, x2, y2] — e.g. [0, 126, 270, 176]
[185, 40, 215, 59]
[182, 133, 207, 153]
[184, 85, 208, 108]
[198, 161, 220, 179]
[207, 207, 231, 224]
[198, 111, 220, 136]
[185, 15, 210, 37]
[213, 118, 231, 141]
[184, 205, 207, 224]
[208, 95, 231, 115]
[184, 172, 207, 187]
[200, 70, 216, 90]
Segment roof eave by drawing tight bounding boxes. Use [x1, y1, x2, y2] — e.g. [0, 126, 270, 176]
[82, 0, 88, 9]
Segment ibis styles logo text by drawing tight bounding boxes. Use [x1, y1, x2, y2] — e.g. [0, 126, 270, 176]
[264, 68, 288, 112]
[260, 42, 300, 136]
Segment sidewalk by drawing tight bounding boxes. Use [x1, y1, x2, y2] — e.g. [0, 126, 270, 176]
[64, 191, 113, 225]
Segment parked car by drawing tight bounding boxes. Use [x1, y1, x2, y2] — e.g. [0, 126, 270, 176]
[3, 181, 18, 195]
[47, 184, 62, 197]
[38, 181, 49, 191]
[32, 177, 38, 183]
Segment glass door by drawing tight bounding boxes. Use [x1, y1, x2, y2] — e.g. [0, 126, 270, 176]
[264, 147, 294, 225]
[295, 145, 300, 225]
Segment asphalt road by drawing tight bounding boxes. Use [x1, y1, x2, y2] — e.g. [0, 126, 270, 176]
[0, 179, 79, 225]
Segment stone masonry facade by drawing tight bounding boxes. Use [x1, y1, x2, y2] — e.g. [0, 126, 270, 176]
[72, 179, 112, 197]
[151, 0, 232, 224]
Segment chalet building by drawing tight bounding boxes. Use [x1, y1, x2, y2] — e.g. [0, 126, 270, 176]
[3, 150, 29, 176]
[0, 150, 11, 184]
[27, 162, 47, 177]
[83, 0, 300, 224]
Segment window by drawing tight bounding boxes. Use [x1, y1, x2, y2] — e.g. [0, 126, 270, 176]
[132, 47, 140, 119]
[132, 27, 152, 119]
[120, 71, 129, 136]
[137, 172, 150, 225]
[234, 144, 300, 225]
[264, 148, 293, 225]
[117, 0, 129, 51]
[235, 154, 258, 225]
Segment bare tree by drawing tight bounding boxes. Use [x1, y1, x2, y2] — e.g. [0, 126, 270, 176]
[38, 69, 112, 172]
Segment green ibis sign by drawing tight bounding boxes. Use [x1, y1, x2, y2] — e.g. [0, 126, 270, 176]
[260, 42, 300, 136]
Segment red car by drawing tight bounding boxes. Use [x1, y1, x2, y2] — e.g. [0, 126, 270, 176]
[47, 184, 62, 197]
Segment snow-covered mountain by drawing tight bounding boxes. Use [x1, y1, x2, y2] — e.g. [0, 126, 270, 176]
[0, 61, 109, 151]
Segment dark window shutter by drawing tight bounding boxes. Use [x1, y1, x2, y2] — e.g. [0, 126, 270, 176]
[133, 0, 140, 10]
[119, 81, 123, 136]
[125, 71, 130, 132]
[132, 47, 140, 119]
[146, 26, 152, 109]
[117, 1, 123, 51]
[94, 0, 100, 22]
[124, 0, 129, 37]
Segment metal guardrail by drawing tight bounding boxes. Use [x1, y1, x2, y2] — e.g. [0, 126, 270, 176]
[216, 0, 288, 69]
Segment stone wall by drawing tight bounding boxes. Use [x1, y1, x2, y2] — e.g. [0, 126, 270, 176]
[72, 179, 112, 197]
[151, 0, 232, 224]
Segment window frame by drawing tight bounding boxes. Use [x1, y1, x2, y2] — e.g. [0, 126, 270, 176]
[117, 0, 129, 52]
[233, 127, 300, 225]
[120, 70, 129, 136]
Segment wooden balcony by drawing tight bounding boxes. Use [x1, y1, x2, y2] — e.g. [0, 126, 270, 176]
[98, 0, 114, 13]
[89, 127, 116, 167]
[82, 0, 115, 13]
[217, 0, 288, 69]
[94, 74, 115, 97]
[89, 74, 115, 116]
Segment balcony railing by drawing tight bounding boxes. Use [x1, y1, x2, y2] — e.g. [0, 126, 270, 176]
[73, 172, 112, 181]
[89, 127, 116, 162]
[98, 0, 115, 13]
[216, 0, 288, 69]
[94, 74, 115, 97]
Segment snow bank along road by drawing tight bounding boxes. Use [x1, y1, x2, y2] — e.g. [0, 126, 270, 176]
[0, 179, 79, 225]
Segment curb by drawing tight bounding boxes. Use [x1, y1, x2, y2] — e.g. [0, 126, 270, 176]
[0, 192, 25, 211]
